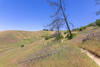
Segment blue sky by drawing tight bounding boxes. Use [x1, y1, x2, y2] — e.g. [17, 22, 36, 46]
[0, 0, 97, 31]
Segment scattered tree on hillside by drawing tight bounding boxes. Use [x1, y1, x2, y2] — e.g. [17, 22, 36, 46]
[47, 0, 72, 38]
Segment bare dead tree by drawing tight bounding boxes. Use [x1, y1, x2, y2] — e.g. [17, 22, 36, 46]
[95, 0, 100, 5]
[95, 0, 100, 15]
[47, 16, 64, 40]
[47, 0, 72, 37]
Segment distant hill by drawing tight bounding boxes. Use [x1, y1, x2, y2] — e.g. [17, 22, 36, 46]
[0, 31, 33, 46]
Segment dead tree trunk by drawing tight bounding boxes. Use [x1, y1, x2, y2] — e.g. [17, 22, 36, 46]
[60, 0, 72, 37]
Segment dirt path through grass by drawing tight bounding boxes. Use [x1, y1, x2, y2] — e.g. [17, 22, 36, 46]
[81, 48, 100, 66]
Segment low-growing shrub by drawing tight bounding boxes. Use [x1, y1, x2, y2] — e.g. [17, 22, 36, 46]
[87, 23, 96, 27]
[64, 31, 68, 34]
[21, 45, 24, 48]
[43, 33, 64, 40]
[42, 34, 51, 40]
[45, 35, 51, 40]
[96, 20, 100, 27]
[43, 29, 48, 31]
[65, 33, 77, 40]
[56, 34, 64, 40]
[78, 26, 86, 31]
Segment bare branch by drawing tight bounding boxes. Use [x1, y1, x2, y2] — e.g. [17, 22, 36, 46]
[46, 0, 73, 38]
[46, 0, 59, 6]
[96, 11, 100, 15]
[95, 0, 100, 5]
[50, 7, 61, 18]
[95, 0, 100, 15]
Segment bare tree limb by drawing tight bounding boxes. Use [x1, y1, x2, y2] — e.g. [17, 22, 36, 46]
[47, 0, 73, 38]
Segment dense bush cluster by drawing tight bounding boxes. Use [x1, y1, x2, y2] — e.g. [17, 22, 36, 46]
[87, 19, 100, 27]
[43, 29, 48, 31]
[87, 23, 95, 27]
[96, 20, 100, 27]
[72, 26, 87, 32]
[72, 20, 100, 32]
[78, 26, 87, 31]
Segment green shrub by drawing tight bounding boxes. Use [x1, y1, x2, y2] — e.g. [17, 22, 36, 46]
[56, 34, 64, 40]
[43, 33, 64, 40]
[96, 20, 100, 27]
[65, 34, 73, 40]
[78, 26, 86, 31]
[65, 33, 77, 40]
[42, 34, 51, 40]
[87, 23, 95, 27]
[64, 31, 68, 34]
[72, 33, 77, 37]
[45, 36, 51, 40]
[43, 29, 48, 31]
[21, 45, 24, 48]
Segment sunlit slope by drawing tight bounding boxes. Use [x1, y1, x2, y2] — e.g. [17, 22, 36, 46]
[0, 30, 99, 67]
[67, 26, 100, 57]
[0, 31, 33, 45]
[0, 31, 53, 46]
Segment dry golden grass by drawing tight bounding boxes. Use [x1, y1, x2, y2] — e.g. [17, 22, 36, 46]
[0, 30, 99, 67]
[67, 26, 100, 57]
[81, 41, 100, 56]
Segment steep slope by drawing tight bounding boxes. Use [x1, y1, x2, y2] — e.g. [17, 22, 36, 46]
[67, 26, 100, 65]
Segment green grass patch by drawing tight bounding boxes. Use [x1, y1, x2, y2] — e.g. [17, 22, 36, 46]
[65, 33, 77, 40]
[64, 31, 68, 34]
[56, 34, 64, 40]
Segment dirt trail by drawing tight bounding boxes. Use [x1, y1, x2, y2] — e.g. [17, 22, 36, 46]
[81, 49, 100, 66]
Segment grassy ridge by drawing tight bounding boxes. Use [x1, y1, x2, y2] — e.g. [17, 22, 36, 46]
[67, 26, 100, 58]
[81, 40, 100, 56]
[0, 30, 99, 67]
[79, 27, 100, 57]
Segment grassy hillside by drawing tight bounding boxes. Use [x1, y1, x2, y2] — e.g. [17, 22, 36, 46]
[0, 30, 99, 67]
[67, 26, 100, 57]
